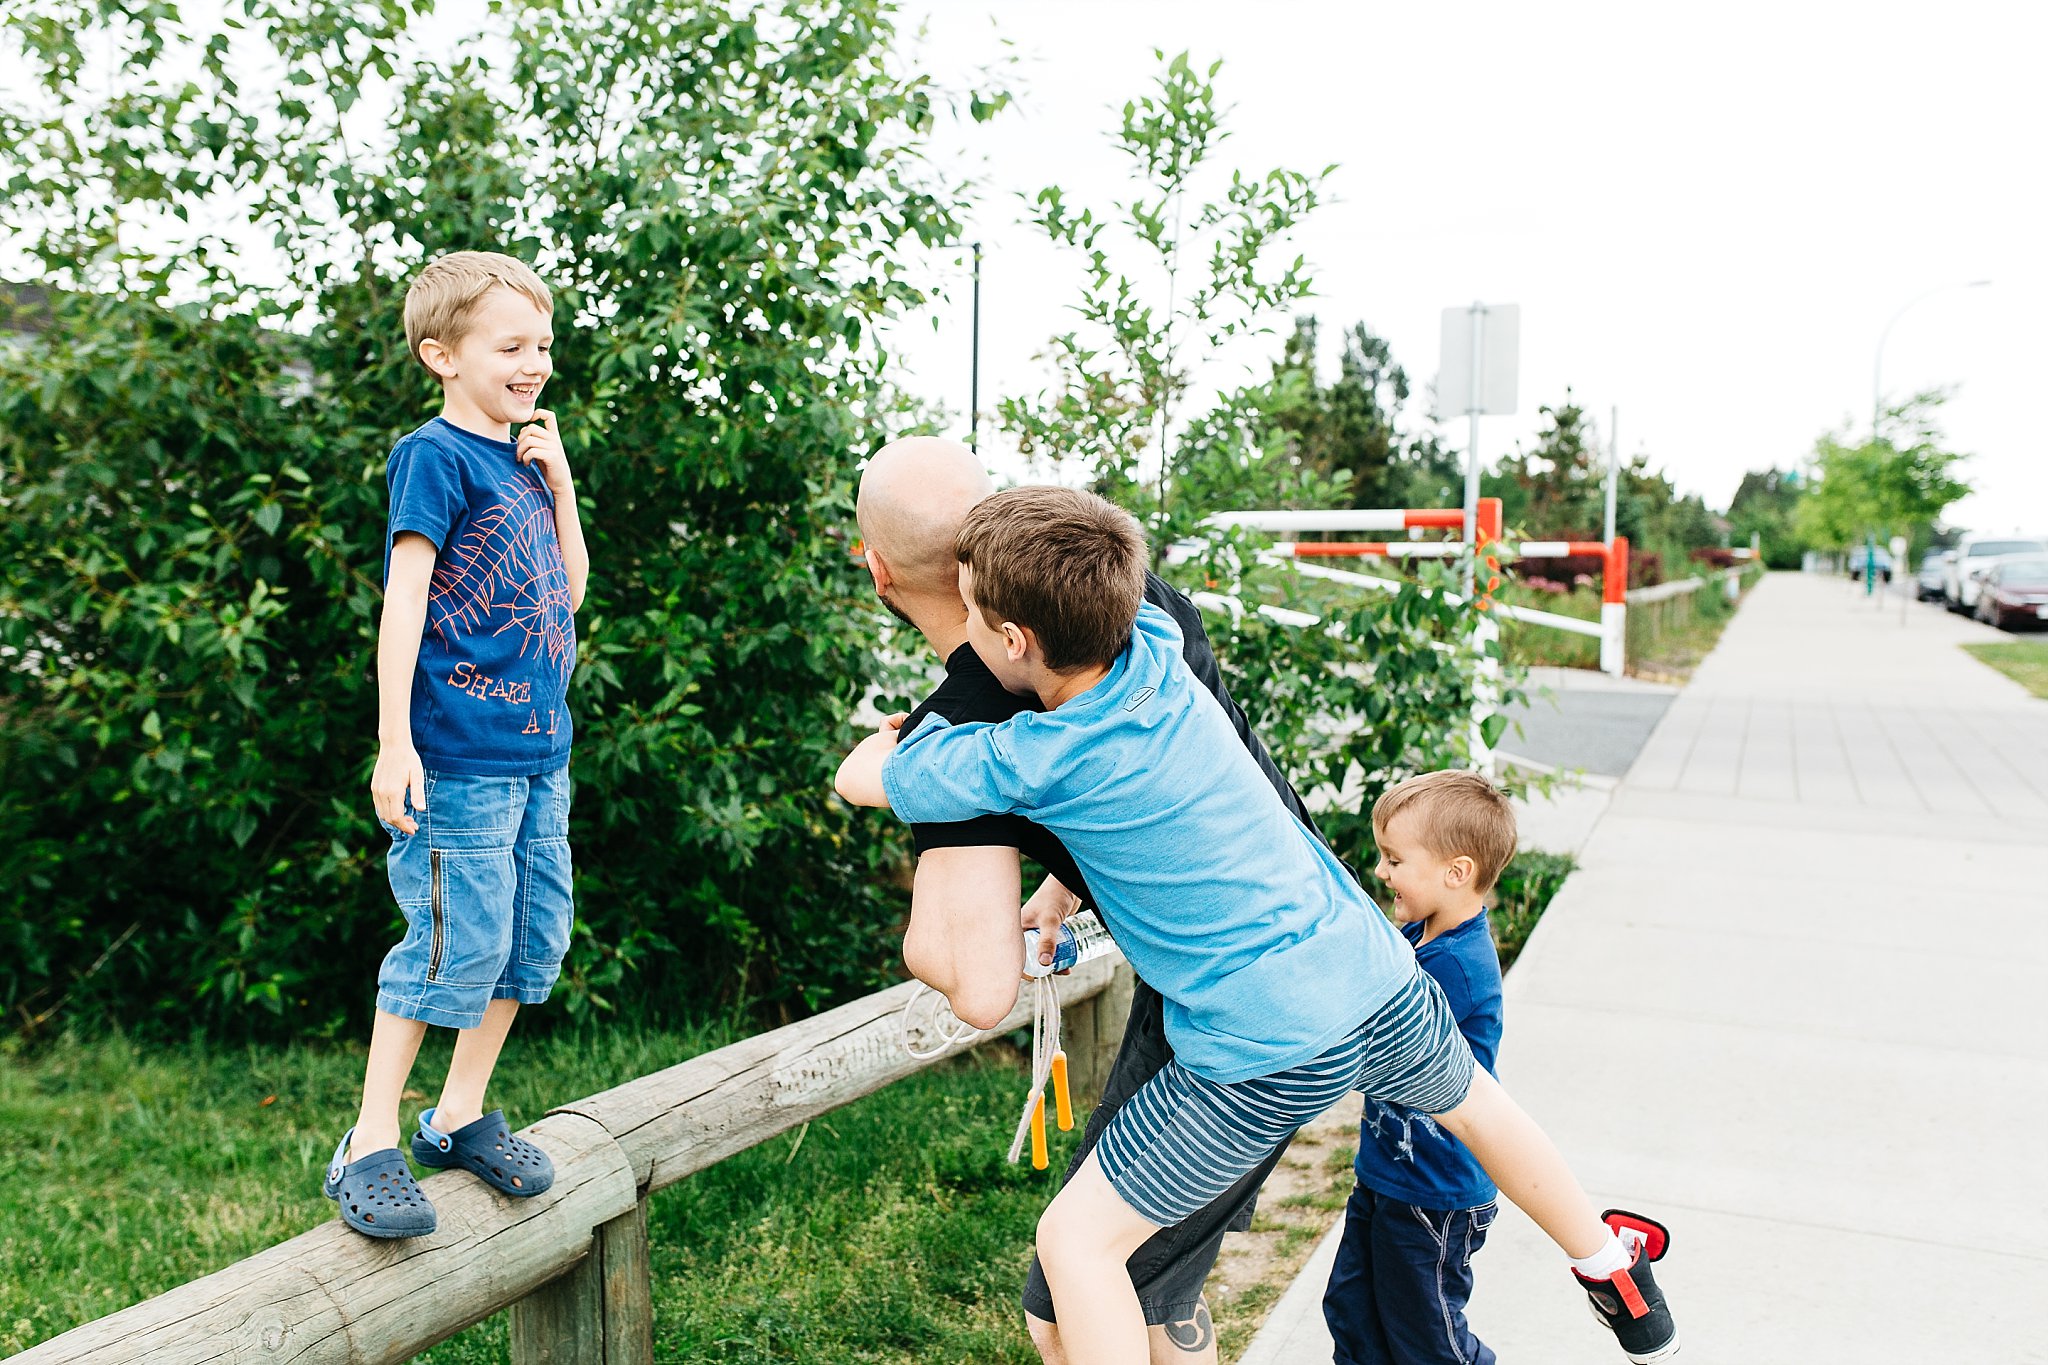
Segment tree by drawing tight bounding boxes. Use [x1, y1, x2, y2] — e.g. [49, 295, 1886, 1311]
[0, 0, 996, 1035]
[1264, 318, 1407, 508]
[1477, 391, 1728, 573]
[1254, 316, 1469, 514]
[1727, 467, 1809, 569]
[1796, 390, 1971, 552]
[1621, 463, 1722, 562]
[998, 50, 1325, 548]
[1000, 53, 1526, 867]
[1485, 392, 1606, 537]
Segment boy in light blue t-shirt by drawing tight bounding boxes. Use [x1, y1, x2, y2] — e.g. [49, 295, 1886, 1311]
[1323, 770, 1516, 1365]
[323, 250, 591, 1240]
[835, 486, 1678, 1365]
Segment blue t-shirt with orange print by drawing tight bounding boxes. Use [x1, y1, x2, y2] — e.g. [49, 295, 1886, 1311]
[384, 416, 577, 775]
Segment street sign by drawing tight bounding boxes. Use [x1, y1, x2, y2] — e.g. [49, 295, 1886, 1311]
[1438, 303, 1520, 416]
[1439, 301, 1521, 596]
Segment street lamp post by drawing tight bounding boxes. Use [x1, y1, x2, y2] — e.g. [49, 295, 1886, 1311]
[969, 241, 982, 453]
[1873, 279, 1990, 442]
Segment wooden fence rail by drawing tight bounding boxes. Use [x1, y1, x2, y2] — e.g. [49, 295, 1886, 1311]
[15, 954, 1134, 1365]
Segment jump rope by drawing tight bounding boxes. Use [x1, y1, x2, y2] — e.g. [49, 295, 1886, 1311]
[900, 911, 1118, 1168]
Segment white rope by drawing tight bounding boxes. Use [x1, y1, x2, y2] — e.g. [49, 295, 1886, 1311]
[899, 981, 984, 1060]
[894, 912, 1120, 1163]
[1006, 971, 1062, 1165]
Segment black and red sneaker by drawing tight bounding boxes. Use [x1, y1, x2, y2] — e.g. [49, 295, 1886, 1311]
[1574, 1208, 1680, 1362]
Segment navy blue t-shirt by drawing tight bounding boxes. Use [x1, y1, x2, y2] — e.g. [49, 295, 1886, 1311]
[384, 417, 577, 775]
[1353, 911, 1503, 1209]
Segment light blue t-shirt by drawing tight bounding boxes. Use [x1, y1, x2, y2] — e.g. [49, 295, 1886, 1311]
[385, 417, 577, 775]
[881, 601, 1417, 1085]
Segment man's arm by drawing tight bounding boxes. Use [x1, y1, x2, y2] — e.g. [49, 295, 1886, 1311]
[904, 845, 1028, 1029]
[903, 850, 1082, 1028]
[369, 533, 436, 834]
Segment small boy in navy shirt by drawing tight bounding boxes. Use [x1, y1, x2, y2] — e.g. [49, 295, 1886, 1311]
[322, 250, 590, 1239]
[1323, 770, 1516, 1365]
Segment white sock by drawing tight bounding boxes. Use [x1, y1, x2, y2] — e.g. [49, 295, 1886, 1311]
[1569, 1232, 1633, 1280]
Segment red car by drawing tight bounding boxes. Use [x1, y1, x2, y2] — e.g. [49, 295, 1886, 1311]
[1974, 557, 2048, 630]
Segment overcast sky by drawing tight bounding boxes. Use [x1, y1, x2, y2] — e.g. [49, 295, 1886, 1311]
[881, 0, 2046, 533]
[8, 0, 2037, 532]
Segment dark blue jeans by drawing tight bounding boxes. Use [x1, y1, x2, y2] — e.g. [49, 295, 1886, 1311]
[1324, 1183, 1497, 1365]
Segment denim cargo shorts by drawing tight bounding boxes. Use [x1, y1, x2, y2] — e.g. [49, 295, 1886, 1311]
[375, 766, 574, 1029]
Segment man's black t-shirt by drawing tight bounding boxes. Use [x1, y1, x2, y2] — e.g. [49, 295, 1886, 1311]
[902, 572, 1324, 905]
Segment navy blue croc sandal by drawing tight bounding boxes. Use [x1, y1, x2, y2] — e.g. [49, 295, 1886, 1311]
[323, 1128, 437, 1239]
[411, 1107, 555, 1197]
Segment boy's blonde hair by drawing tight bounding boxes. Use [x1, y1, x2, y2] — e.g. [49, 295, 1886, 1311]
[403, 251, 552, 375]
[955, 486, 1147, 671]
[1372, 770, 1518, 895]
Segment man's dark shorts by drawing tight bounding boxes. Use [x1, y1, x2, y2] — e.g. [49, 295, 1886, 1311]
[1021, 978, 1291, 1327]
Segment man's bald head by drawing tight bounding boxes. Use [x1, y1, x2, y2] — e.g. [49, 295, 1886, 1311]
[857, 437, 996, 594]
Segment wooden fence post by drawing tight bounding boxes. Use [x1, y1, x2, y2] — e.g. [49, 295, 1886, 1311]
[15, 959, 1129, 1363]
[509, 1199, 655, 1365]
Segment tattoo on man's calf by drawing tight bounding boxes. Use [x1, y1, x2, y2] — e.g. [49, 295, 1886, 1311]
[1164, 1300, 1214, 1353]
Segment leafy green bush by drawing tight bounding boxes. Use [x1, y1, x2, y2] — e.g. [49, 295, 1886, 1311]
[0, 0, 991, 1036]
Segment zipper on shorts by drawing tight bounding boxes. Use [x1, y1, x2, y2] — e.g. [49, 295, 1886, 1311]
[428, 849, 445, 982]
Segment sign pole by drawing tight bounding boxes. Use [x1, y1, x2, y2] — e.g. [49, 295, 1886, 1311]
[1604, 405, 1619, 545]
[1440, 300, 1517, 772]
[1463, 302, 1485, 597]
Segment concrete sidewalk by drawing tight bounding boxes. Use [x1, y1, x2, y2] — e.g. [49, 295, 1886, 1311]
[1242, 574, 2048, 1364]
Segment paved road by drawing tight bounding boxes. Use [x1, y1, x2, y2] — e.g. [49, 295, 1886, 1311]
[1502, 667, 1678, 779]
[1243, 573, 2048, 1365]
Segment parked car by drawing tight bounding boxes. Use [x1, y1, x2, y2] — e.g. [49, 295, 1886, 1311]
[1917, 550, 1951, 602]
[1846, 546, 1893, 582]
[1974, 557, 2048, 630]
[1944, 534, 2048, 611]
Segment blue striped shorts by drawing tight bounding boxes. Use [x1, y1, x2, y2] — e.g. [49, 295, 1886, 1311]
[1096, 968, 1476, 1227]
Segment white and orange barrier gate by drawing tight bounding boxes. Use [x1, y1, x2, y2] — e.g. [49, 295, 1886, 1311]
[1199, 497, 1632, 678]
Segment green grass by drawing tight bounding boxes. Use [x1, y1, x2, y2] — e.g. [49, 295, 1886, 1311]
[0, 1024, 1074, 1362]
[0, 853, 1583, 1361]
[1963, 640, 2048, 698]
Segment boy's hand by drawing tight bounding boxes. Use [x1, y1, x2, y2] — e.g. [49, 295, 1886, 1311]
[853, 713, 907, 764]
[371, 741, 427, 834]
[516, 410, 573, 494]
[834, 713, 906, 807]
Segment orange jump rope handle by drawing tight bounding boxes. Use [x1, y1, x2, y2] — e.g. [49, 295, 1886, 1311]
[1051, 1050, 1073, 1131]
[1030, 1094, 1049, 1170]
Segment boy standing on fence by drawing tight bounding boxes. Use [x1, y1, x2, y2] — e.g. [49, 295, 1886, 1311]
[323, 250, 589, 1239]
[835, 487, 1679, 1364]
[1322, 770, 1520, 1365]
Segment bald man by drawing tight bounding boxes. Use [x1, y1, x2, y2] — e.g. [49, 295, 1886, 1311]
[856, 438, 1338, 1365]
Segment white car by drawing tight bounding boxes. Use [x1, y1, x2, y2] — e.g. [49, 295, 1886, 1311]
[1944, 535, 2048, 612]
